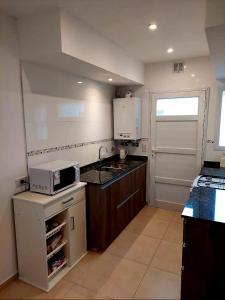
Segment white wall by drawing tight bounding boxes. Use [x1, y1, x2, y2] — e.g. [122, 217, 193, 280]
[21, 62, 116, 167]
[145, 56, 225, 161]
[18, 9, 144, 85]
[0, 15, 27, 285]
[119, 56, 225, 161]
[60, 9, 144, 85]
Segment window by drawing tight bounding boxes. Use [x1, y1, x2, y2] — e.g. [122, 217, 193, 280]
[218, 91, 225, 148]
[156, 97, 199, 116]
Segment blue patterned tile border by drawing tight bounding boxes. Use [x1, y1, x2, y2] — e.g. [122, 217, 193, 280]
[27, 138, 113, 157]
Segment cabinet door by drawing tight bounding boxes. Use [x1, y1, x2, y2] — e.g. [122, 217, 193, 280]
[67, 199, 86, 266]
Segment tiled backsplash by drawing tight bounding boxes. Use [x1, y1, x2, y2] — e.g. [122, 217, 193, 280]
[22, 62, 115, 167]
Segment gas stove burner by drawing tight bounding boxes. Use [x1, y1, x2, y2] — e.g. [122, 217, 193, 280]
[193, 175, 225, 190]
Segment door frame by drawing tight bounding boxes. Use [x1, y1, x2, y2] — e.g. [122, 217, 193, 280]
[148, 89, 207, 208]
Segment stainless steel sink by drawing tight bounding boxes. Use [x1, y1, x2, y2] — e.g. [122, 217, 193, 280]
[95, 162, 129, 172]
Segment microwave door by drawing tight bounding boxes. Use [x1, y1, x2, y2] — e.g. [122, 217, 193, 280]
[53, 167, 76, 193]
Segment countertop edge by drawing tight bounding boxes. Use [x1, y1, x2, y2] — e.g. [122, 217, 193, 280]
[13, 182, 87, 205]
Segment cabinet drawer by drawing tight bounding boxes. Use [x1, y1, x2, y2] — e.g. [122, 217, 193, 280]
[44, 188, 85, 219]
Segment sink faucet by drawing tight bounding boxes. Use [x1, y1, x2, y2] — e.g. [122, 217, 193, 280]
[99, 146, 108, 161]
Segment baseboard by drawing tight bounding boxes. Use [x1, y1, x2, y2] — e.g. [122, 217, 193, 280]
[154, 199, 184, 212]
[0, 274, 18, 291]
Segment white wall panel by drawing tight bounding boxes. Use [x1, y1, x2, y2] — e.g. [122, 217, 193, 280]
[155, 183, 190, 205]
[155, 153, 197, 180]
[156, 121, 197, 148]
[0, 15, 27, 285]
[22, 62, 115, 167]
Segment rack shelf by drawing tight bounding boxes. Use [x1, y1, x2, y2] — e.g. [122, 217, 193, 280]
[48, 260, 67, 280]
[46, 221, 66, 239]
[13, 184, 87, 291]
[47, 240, 67, 260]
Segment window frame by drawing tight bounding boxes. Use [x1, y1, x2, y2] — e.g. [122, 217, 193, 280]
[215, 88, 225, 151]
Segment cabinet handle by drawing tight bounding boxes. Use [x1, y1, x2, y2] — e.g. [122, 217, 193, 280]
[62, 197, 74, 205]
[70, 216, 75, 230]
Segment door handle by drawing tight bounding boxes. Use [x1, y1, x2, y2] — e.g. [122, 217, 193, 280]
[70, 216, 75, 230]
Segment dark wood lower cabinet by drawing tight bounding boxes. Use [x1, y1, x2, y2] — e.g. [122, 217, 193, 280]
[181, 217, 225, 300]
[86, 164, 146, 251]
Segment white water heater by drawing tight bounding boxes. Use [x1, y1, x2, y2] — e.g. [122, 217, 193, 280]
[113, 97, 141, 140]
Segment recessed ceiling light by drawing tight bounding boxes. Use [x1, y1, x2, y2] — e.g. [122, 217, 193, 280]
[148, 23, 158, 31]
[77, 81, 83, 84]
[108, 78, 113, 82]
[167, 48, 174, 53]
[191, 73, 196, 77]
[184, 65, 187, 69]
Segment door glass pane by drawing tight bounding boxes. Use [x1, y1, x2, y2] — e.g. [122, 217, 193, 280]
[156, 97, 199, 116]
[219, 91, 225, 147]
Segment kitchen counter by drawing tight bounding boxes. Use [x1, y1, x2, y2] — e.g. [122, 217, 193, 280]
[181, 165, 225, 300]
[200, 166, 225, 178]
[80, 155, 147, 186]
[182, 166, 225, 223]
[83, 154, 147, 251]
[182, 187, 225, 224]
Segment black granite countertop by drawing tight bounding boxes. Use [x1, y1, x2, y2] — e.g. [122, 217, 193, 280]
[182, 187, 225, 224]
[200, 167, 225, 178]
[182, 165, 225, 223]
[80, 155, 147, 186]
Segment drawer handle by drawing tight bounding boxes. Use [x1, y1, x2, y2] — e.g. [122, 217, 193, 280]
[62, 197, 74, 205]
[70, 216, 75, 230]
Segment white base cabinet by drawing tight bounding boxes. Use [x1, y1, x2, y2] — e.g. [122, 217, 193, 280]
[13, 182, 87, 292]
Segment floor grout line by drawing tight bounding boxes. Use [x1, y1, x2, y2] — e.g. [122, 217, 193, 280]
[0, 208, 182, 300]
[150, 265, 182, 277]
[131, 231, 163, 299]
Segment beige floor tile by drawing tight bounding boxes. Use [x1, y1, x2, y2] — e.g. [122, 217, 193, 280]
[142, 218, 170, 239]
[33, 279, 74, 299]
[107, 230, 160, 265]
[0, 279, 73, 299]
[63, 284, 111, 299]
[163, 221, 183, 244]
[125, 214, 152, 235]
[151, 241, 182, 274]
[136, 206, 158, 218]
[134, 267, 181, 299]
[66, 252, 146, 299]
[64, 252, 123, 292]
[99, 258, 147, 299]
[172, 212, 183, 224]
[0, 280, 36, 299]
[152, 208, 175, 222]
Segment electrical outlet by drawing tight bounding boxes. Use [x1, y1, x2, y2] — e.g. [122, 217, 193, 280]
[15, 176, 29, 188]
[142, 143, 147, 153]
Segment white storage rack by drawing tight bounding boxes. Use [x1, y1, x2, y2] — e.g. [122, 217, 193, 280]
[13, 182, 87, 292]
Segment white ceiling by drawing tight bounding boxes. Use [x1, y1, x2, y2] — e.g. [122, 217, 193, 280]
[0, 0, 209, 63]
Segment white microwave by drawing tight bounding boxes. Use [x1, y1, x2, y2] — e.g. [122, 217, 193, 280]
[29, 160, 80, 195]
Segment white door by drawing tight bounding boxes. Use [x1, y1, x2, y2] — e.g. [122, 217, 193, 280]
[150, 90, 206, 211]
[67, 199, 86, 266]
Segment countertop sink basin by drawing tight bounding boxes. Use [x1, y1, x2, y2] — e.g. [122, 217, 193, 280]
[95, 162, 129, 172]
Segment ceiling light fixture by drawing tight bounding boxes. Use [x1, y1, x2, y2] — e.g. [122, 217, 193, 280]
[148, 23, 158, 31]
[108, 78, 113, 82]
[77, 81, 83, 84]
[191, 73, 196, 77]
[167, 48, 174, 53]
